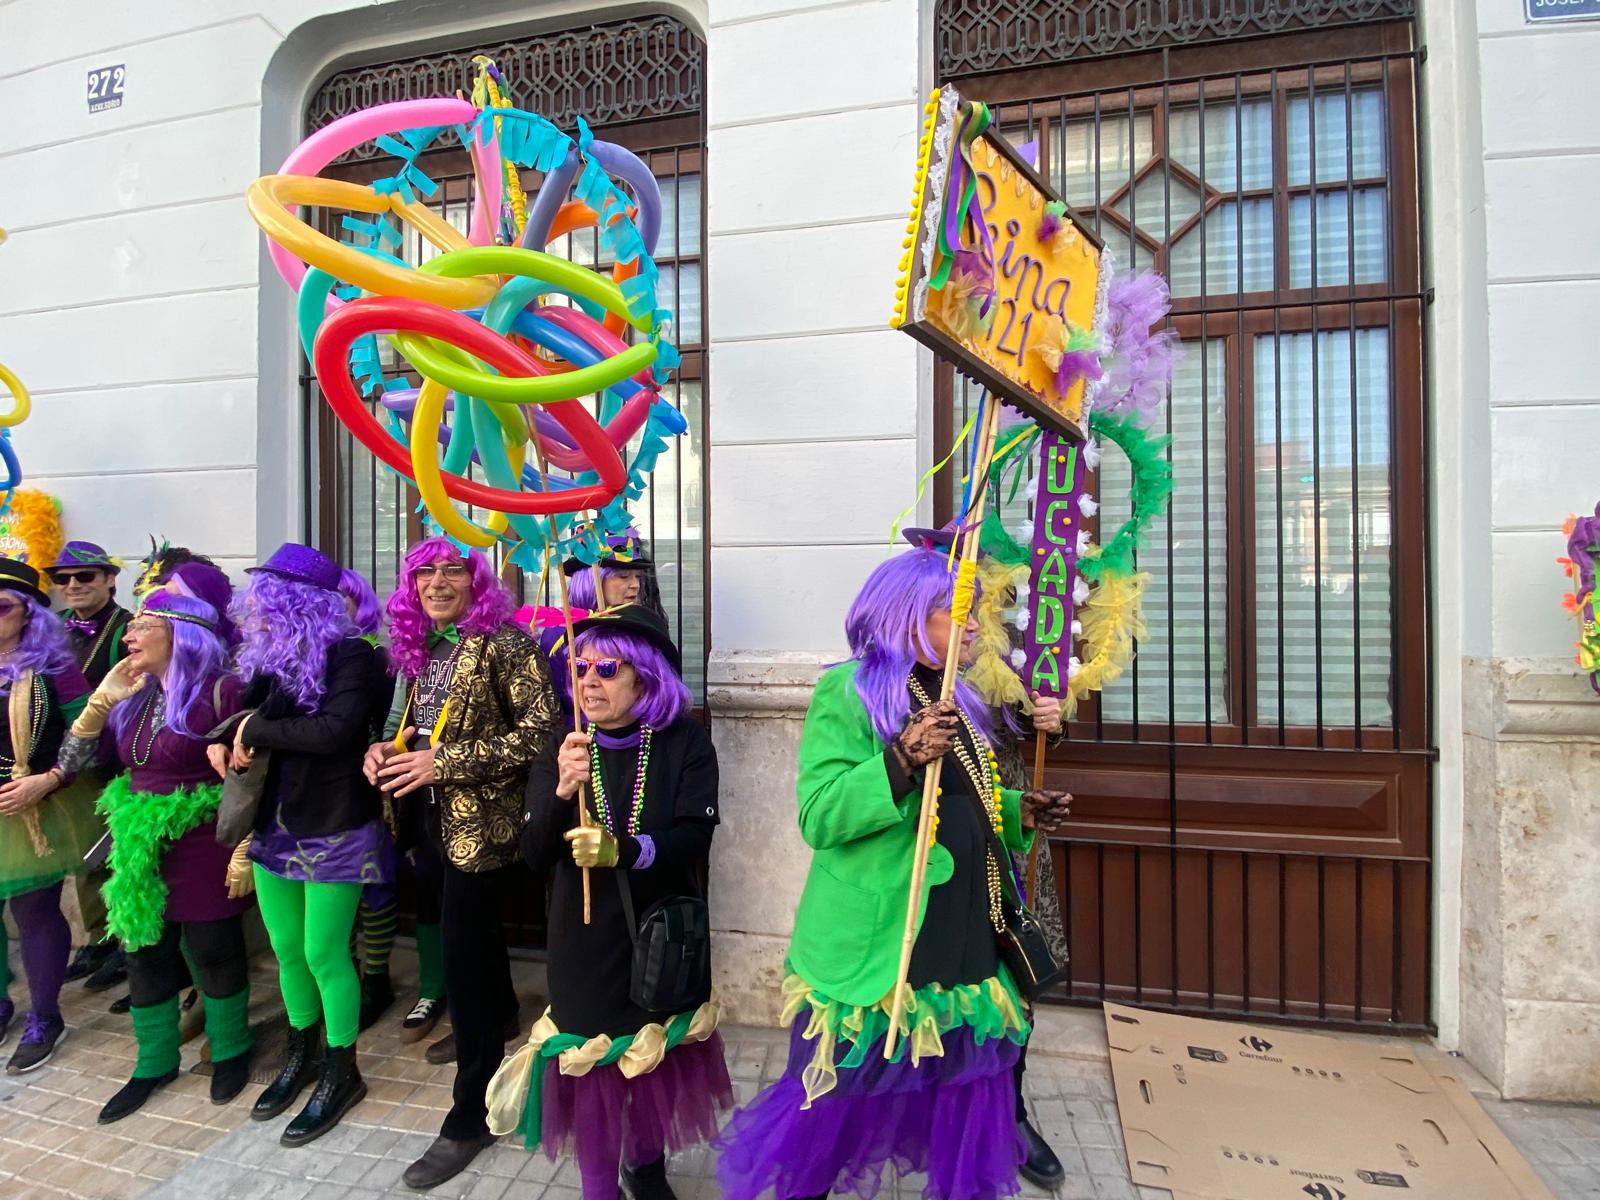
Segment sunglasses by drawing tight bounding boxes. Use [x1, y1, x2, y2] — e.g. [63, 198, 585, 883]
[0, 600, 24, 617]
[416, 564, 469, 582]
[49, 570, 103, 585]
[573, 658, 625, 680]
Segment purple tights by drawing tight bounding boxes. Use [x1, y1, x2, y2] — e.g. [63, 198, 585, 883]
[10, 882, 69, 1019]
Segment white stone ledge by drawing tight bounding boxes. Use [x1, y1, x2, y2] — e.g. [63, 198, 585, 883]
[707, 649, 831, 716]
[1487, 657, 1600, 739]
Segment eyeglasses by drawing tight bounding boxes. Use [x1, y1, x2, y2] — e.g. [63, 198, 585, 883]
[415, 564, 469, 582]
[126, 620, 167, 635]
[573, 658, 625, 680]
[49, 570, 102, 585]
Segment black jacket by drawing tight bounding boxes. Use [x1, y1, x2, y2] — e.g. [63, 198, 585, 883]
[241, 636, 391, 838]
[522, 715, 719, 1038]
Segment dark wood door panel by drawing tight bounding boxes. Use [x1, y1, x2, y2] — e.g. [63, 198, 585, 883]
[1041, 744, 1429, 858]
[1048, 841, 1429, 1027]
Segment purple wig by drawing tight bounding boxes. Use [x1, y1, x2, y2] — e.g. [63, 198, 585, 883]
[233, 572, 353, 711]
[109, 590, 228, 742]
[0, 591, 75, 694]
[386, 538, 514, 681]
[339, 569, 383, 637]
[571, 628, 692, 729]
[842, 549, 993, 745]
[566, 565, 617, 611]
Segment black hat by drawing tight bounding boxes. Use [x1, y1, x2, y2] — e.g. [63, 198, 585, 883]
[562, 530, 652, 578]
[0, 558, 49, 607]
[570, 603, 682, 674]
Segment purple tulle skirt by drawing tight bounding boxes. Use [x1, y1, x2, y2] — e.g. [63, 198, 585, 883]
[716, 1018, 1025, 1200]
[541, 1032, 734, 1198]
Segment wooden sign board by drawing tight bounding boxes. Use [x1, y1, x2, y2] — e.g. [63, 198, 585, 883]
[895, 85, 1104, 438]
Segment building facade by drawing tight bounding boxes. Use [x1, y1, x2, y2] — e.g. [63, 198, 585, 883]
[0, 0, 1596, 1101]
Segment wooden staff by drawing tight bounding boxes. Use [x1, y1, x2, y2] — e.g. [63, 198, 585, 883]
[1025, 729, 1047, 904]
[884, 398, 1003, 1060]
[535, 452, 593, 924]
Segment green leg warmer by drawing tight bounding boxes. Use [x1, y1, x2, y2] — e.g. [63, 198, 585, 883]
[130, 996, 182, 1079]
[416, 921, 446, 1002]
[203, 986, 253, 1062]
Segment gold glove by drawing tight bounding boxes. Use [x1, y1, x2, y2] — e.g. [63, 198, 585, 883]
[71, 660, 146, 739]
[563, 823, 619, 868]
[225, 838, 256, 899]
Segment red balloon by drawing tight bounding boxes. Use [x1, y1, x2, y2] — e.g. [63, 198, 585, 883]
[313, 296, 627, 514]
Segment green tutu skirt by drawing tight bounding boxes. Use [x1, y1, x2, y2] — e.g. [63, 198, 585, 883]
[0, 776, 106, 899]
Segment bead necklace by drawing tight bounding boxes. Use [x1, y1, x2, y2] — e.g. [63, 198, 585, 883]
[129, 687, 166, 768]
[908, 675, 1007, 934]
[411, 642, 463, 716]
[589, 725, 653, 837]
[0, 676, 48, 783]
[74, 612, 121, 674]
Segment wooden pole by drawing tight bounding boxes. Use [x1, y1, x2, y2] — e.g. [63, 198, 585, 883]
[1025, 729, 1047, 904]
[535, 451, 592, 924]
[883, 398, 1002, 1059]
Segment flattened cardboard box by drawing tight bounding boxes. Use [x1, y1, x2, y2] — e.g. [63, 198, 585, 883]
[1104, 1003, 1554, 1200]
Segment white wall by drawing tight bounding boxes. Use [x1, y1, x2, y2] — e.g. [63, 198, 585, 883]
[1475, 1, 1600, 658]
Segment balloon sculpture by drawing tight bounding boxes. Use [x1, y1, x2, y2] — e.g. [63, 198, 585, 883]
[247, 57, 687, 571]
[0, 227, 64, 572]
[1560, 504, 1600, 696]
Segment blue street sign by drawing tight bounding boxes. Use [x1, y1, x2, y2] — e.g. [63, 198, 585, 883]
[1526, 0, 1600, 22]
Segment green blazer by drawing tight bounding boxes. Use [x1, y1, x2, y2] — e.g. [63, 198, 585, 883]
[787, 660, 1032, 1008]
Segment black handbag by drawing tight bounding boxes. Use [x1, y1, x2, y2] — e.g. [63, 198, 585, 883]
[975, 803, 1068, 1000]
[614, 870, 712, 1014]
[208, 691, 267, 847]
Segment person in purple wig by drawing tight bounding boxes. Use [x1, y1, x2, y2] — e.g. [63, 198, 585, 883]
[135, 540, 240, 648]
[52, 590, 255, 1121]
[339, 569, 384, 643]
[362, 537, 560, 1191]
[563, 528, 663, 616]
[228, 542, 391, 1147]
[0, 557, 99, 1073]
[716, 548, 1072, 1200]
[507, 602, 729, 1200]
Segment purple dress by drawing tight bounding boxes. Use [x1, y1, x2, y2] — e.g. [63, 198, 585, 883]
[106, 676, 248, 925]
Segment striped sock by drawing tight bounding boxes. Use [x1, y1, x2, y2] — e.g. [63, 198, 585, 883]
[360, 898, 399, 978]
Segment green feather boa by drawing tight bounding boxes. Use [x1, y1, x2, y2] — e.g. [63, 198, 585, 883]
[97, 774, 224, 952]
[1078, 409, 1174, 584]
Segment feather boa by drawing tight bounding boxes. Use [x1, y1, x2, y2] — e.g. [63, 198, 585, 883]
[0, 489, 62, 578]
[967, 557, 1031, 715]
[1067, 568, 1149, 715]
[1078, 411, 1174, 584]
[1096, 271, 1182, 427]
[97, 774, 224, 951]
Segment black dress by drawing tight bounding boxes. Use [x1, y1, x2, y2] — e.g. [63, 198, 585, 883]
[522, 715, 719, 1039]
[897, 664, 1000, 990]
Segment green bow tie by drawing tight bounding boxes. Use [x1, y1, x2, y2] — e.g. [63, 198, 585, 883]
[428, 625, 460, 648]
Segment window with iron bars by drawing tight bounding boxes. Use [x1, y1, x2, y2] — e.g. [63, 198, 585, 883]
[299, 19, 709, 698]
[941, 29, 1427, 753]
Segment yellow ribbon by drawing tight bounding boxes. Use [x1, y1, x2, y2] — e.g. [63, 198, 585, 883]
[889, 410, 977, 548]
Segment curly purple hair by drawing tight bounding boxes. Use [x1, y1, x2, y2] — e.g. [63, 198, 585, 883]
[233, 572, 353, 711]
[339, 569, 383, 637]
[386, 538, 514, 680]
[842, 549, 993, 745]
[0, 590, 75, 694]
[108, 590, 228, 741]
[571, 628, 691, 728]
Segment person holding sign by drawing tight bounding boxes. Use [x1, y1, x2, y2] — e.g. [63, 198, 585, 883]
[362, 538, 560, 1191]
[716, 548, 1071, 1200]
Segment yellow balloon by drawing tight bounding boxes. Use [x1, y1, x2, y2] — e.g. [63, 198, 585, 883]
[0, 361, 31, 428]
[245, 176, 494, 310]
[410, 379, 498, 548]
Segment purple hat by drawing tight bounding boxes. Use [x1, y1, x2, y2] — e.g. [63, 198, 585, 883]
[563, 529, 652, 577]
[902, 519, 985, 555]
[247, 542, 341, 593]
[48, 541, 121, 574]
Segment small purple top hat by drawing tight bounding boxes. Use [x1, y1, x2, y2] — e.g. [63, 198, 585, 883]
[247, 542, 341, 592]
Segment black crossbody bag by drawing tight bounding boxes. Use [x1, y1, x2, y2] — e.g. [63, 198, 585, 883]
[614, 868, 711, 1014]
[972, 800, 1068, 1000]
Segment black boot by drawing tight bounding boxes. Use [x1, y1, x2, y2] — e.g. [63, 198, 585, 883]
[97, 1069, 179, 1124]
[358, 972, 395, 1032]
[281, 1041, 366, 1147]
[1018, 1117, 1065, 1190]
[210, 1047, 253, 1104]
[251, 1021, 322, 1121]
[621, 1156, 679, 1200]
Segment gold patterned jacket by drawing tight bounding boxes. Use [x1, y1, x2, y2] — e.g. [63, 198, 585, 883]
[432, 625, 559, 872]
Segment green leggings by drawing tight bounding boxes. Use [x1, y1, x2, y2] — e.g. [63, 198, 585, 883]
[252, 867, 363, 1049]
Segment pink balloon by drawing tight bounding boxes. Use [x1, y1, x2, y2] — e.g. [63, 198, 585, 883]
[267, 99, 483, 306]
